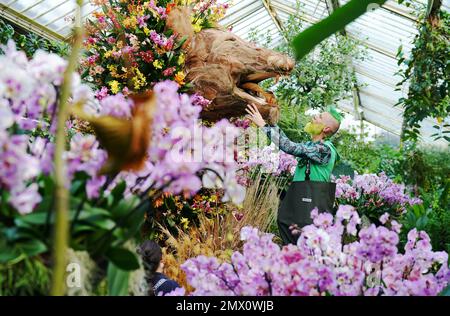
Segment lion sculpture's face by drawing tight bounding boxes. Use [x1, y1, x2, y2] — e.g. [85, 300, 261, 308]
[167, 7, 295, 124]
[185, 29, 294, 124]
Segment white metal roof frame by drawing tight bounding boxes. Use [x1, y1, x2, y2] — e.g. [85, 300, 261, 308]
[0, 0, 448, 145]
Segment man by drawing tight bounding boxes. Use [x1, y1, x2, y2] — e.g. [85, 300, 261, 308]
[245, 103, 342, 244]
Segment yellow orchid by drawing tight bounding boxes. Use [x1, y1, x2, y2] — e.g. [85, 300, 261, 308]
[104, 50, 113, 58]
[180, 217, 190, 230]
[108, 80, 121, 94]
[153, 60, 163, 69]
[193, 19, 203, 33]
[107, 64, 122, 79]
[107, 65, 117, 72]
[131, 68, 147, 90]
[123, 16, 137, 29]
[178, 53, 185, 65]
[175, 71, 186, 85]
[176, 0, 193, 5]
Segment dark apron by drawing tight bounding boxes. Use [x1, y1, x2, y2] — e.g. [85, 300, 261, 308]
[277, 161, 336, 245]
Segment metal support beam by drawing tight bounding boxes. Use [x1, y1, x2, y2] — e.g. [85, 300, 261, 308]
[381, 3, 417, 22]
[270, 0, 318, 24]
[0, 3, 65, 42]
[220, 0, 262, 27]
[261, 0, 288, 42]
[324, 0, 366, 134]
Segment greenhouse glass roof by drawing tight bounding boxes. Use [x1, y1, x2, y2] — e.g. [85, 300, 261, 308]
[0, 0, 449, 145]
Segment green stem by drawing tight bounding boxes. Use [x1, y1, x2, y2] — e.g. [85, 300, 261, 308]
[51, 0, 84, 296]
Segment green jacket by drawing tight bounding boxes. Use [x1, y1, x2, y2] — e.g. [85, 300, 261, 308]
[293, 140, 339, 182]
[261, 124, 340, 182]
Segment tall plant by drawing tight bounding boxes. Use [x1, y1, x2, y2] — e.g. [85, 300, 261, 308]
[51, 0, 85, 296]
[250, 3, 366, 143]
[281, 24, 365, 110]
[396, 5, 449, 142]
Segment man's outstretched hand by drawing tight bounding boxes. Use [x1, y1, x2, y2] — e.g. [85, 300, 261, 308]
[245, 103, 266, 128]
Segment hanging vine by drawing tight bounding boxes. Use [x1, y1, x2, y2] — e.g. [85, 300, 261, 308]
[396, 2, 450, 142]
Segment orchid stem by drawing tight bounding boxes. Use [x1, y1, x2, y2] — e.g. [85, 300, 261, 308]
[51, 0, 84, 296]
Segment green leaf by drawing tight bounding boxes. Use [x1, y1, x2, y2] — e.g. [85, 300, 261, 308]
[416, 216, 428, 230]
[111, 181, 127, 203]
[16, 239, 48, 258]
[106, 194, 114, 208]
[84, 216, 116, 230]
[34, 196, 53, 214]
[439, 284, 450, 296]
[0, 239, 47, 263]
[173, 35, 188, 50]
[0, 245, 21, 263]
[110, 197, 140, 220]
[166, 51, 174, 63]
[105, 247, 140, 271]
[70, 180, 85, 195]
[79, 205, 111, 220]
[72, 224, 97, 234]
[15, 212, 49, 226]
[292, 0, 387, 60]
[118, 205, 146, 241]
[107, 262, 130, 296]
[167, 217, 176, 227]
[41, 176, 55, 196]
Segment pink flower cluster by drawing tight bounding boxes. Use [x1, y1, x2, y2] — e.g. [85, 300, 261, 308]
[147, 0, 168, 19]
[190, 93, 212, 108]
[149, 31, 175, 51]
[104, 80, 246, 204]
[242, 143, 298, 176]
[174, 206, 449, 296]
[98, 93, 134, 118]
[64, 133, 108, 199]
[0, 41, 94, 213]
[0, 133, 41, 214]
[335, 173, 422, 222]
[336, 173, 421, 206]
[1, 42, 245, 214]
[192, 0, 229, 16]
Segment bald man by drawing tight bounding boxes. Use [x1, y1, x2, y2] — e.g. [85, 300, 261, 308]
[246, 103, 341, 182]
[246, 103, 342, 244]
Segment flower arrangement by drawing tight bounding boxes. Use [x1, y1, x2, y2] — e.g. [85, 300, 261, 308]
[175, 0, 229, 32]
[170, 205, 449, 296]
[232, 121, 297, 189]
[0, 41, 245, 281]
[98, 80, 245, 203]
[0, 39, 244, 213]
[335, 173, 422, 224]
[0, 40, 93, 214]
[243, 143, 298, 177]
[82, 0, 229, 95]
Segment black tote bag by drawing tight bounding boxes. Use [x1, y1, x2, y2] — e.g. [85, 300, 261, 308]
[277, 161, 336, 245]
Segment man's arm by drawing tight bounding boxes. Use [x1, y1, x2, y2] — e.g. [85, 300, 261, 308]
[244, 103, 331, 164]
[261, 124, 331, 164]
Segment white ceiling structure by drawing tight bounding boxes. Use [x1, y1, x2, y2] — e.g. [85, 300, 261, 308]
[0, 0, 449, 146]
